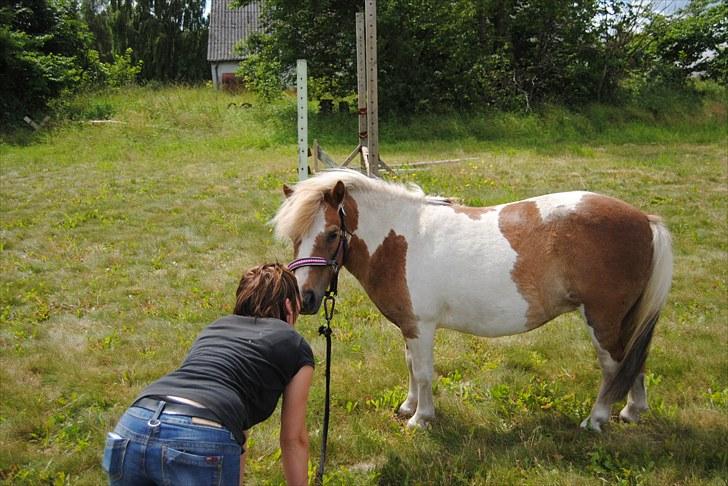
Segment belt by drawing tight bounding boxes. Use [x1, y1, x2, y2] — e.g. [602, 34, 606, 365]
[133, 397, 223, 426]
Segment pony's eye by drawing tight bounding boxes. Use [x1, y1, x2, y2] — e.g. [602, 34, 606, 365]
[326, 230, 338, 242]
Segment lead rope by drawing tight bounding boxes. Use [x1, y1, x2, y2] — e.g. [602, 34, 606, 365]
[314, 291, 335, 486]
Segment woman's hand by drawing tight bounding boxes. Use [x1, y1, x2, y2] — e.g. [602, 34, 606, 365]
[280, 365, 314, 485]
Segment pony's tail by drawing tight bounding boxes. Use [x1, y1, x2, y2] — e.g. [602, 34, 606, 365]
[604, 216, 673, 403]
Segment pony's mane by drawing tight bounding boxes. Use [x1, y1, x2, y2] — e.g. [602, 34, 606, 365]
[272, 169, 443, 242]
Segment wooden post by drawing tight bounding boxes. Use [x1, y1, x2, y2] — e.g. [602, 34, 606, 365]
[23, 115, 50, 131]
[296, 59, 308, 181]
[356, 12, 368, 173]
[361, 145, 371, 176]
[365, 0, 379, 176]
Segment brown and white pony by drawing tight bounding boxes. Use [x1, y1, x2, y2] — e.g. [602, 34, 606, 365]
[273, 169, 672, 431]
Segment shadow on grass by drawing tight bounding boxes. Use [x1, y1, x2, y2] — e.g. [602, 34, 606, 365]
[376, 410, 728, 485]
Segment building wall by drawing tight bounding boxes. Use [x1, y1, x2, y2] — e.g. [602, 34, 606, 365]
[210, 62, 243, 89]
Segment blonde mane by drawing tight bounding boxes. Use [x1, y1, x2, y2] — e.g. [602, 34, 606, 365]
[271, 169, 432, 242]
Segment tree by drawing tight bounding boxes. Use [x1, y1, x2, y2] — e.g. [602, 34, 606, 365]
[237, 0, 358, 101]
[82, 0, 210, 82]
[82, 0, 113, 61]
[0, 0, 100, 126]
[499, 0, 604, 106]
[237, 0, 725, 113]
[639, 0, 727, 85]
[236, 0, 619, 112]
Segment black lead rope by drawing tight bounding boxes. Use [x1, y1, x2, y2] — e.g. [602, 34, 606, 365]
[315, 291, 335, 486]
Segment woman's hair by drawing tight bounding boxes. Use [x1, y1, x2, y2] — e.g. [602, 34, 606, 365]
[234, 263, 301, 320]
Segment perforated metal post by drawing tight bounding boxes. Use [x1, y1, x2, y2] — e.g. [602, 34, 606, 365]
[297, 59, 308, 181]
[365, 0, 379, 176]
[356, 12, 368, 173]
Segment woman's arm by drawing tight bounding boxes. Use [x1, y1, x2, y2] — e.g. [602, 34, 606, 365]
[280, 365, 314, 486]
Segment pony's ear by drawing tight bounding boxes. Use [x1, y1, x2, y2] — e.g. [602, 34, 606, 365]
[283, 184, 293, 198]
[325, 180, 346, 207]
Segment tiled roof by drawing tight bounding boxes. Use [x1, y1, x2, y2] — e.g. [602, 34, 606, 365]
[207, 0, 262, 62]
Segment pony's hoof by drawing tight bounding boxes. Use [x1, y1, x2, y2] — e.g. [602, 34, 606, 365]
[406, 415, 433, 429]
[397, 402, 416, 418]
[619, 405, 647, 424]
[580, 416, 603, 432]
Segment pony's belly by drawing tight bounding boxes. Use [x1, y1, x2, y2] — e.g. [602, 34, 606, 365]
[438, 304, 532, 337]
[420, 281, 532, 337]
[408, 226, 531, 337]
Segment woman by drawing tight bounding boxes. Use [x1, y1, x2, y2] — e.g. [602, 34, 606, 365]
[102, 263, 315, 485]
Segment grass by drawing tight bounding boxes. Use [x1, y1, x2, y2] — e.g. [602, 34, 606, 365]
[1, 85, 726, 485]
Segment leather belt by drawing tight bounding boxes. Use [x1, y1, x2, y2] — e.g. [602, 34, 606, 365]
[133, 397, 222, 426]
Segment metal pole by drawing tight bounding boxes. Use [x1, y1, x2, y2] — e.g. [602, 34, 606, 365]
[297, 59, 308, 181]
[356, 11, 368, 174]
[365, 0, 379, 176]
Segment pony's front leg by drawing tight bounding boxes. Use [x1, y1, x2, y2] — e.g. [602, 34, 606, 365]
[397, 343, 418, 418]
[403, 324, 436, 428]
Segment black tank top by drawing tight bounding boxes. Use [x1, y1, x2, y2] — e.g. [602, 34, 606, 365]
[136, 315, 314, 445]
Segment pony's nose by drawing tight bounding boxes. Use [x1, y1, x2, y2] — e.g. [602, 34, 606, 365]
[301, 290, 317, 314]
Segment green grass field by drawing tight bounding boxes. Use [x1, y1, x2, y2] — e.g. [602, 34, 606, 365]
[1, 86, 726, 485]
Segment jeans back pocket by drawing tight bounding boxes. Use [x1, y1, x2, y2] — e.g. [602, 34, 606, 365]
[102, 432, 130, 481]
[162, 446, 223, 486]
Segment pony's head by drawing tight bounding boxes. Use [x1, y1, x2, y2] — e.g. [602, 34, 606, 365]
[272, 169, 432, 314]
[272, 170, 363, 314]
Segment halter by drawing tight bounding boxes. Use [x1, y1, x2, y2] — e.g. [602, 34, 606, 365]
[287, 205, 349, 293]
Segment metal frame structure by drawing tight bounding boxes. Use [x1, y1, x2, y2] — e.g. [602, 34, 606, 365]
[298, 0, 389, 179]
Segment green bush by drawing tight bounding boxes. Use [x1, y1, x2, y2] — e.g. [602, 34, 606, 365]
[236, 33, 285, 102]
[49, 96, 115, 121]
[0, 2, 143, 129]
[102, 48, 143, 88]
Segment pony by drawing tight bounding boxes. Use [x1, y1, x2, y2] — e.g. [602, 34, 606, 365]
[272, 169, 672, 431]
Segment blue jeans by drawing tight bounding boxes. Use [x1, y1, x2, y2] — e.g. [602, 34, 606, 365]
[102, 403, 242, 485]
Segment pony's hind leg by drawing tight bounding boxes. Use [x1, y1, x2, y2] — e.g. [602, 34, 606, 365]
[581, 310, 659, 431]
[397, 343, 418, 418]
[619, 371, 648, 423]
[581, 327, 620, 432]
[403, 324, 436, 428]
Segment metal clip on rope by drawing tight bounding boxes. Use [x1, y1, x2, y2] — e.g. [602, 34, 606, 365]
[315, 292, 335, 486]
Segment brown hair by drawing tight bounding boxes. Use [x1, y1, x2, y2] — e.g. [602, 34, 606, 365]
[234, 263, 301, 320]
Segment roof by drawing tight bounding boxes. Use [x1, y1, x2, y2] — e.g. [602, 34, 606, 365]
[207, 0, 262, 62]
